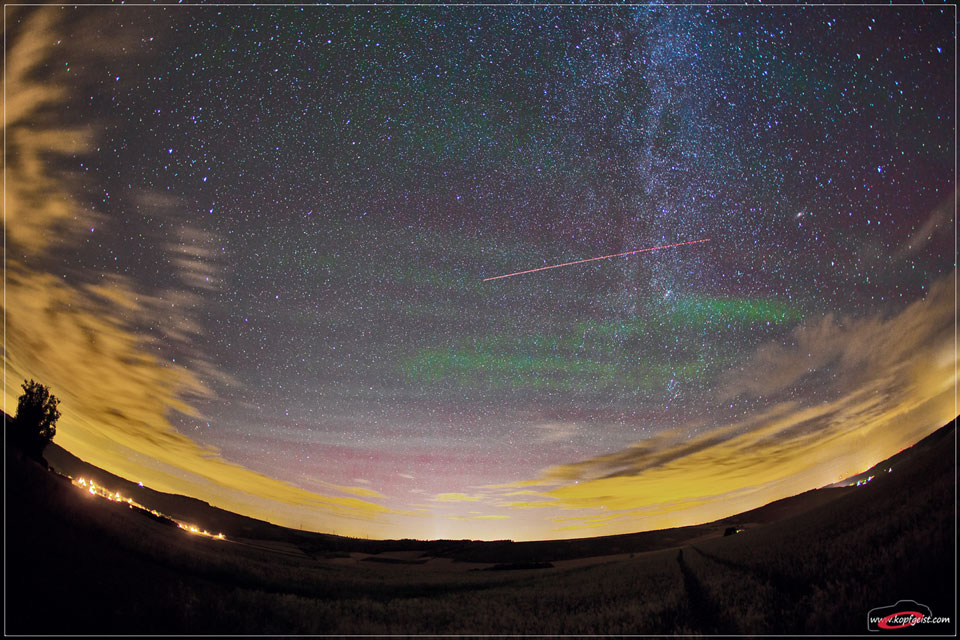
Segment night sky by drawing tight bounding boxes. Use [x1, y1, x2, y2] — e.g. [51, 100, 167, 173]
[5, 5, 955, 540]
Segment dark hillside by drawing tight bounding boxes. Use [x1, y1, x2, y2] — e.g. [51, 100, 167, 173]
[39, 443, 861, 563]
[6, 419, 955, 634]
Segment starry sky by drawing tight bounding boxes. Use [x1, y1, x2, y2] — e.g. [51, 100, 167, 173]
[4, 4, 955, 541]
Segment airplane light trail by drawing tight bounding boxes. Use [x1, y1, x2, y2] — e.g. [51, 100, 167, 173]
[482, 238, 712, 282]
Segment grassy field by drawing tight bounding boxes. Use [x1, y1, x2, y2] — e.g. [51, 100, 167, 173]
[5, 421, 956, 634]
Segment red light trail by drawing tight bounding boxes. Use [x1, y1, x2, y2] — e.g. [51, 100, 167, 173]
[482, 238, 712, 282]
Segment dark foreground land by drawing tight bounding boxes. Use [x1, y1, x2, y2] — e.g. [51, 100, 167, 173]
[6, 420, 956, 635]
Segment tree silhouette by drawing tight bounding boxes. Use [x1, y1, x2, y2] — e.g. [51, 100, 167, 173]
[12, 379, 60, 460]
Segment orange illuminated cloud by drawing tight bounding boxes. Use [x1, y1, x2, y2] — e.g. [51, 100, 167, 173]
[2, 8, 408, 539]
[486, 273, 957, 537]
[4, 8, 94, 253]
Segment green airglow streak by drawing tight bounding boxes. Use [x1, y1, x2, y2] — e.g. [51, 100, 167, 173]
[400, 296, 804, 391]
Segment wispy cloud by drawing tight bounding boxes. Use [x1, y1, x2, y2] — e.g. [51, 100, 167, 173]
[3, 265, 406, 526]
[430, 492, 486, 503]
[4, 8, 94, 254]
[717, 271, 954, 403]
[530, 421, 580, 443]
[482, 273, 956, 535]
[2, 8, 401, 538]
[896, 188, 955, 258]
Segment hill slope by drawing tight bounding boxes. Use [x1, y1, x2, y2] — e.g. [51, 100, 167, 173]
[37, 420, 951, 560]
[6, 418, 955, 634]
